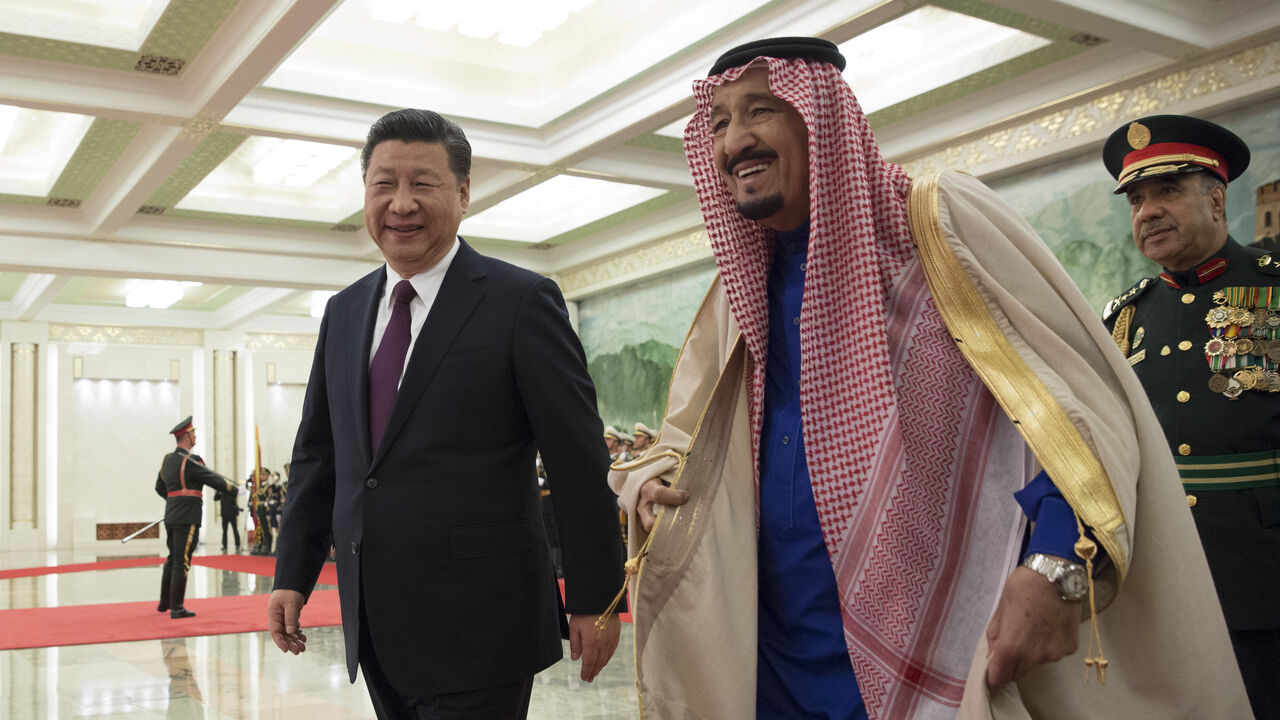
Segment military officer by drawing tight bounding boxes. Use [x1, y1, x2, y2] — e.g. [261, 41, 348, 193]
[603, 426, 626, 462]
[1102, 114, 1280, 719]
[155, 416, 236, 618]
[632, 422, 656, 456]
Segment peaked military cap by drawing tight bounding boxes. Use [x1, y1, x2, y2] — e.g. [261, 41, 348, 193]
[1103, 114, 1250, 194]
[603, 426, 620, 440]
[170, 416, 194, 437]
[634, 422, 656, 439]
[709, 36, 846, 76]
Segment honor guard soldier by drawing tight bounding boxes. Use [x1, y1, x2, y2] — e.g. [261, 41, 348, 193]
[603, 425, 626, 462]
[632, 422, 656, 456]
[1102, 114, 1280, 719]
[155, 416, 236, 618]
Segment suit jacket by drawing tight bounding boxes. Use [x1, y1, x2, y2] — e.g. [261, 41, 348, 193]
[274, 240, 623, 696]
[155, 449, 230, 525]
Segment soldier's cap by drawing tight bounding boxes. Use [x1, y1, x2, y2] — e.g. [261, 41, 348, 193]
[170, 416, 194, 437]
[634, 422, 656, 439]
[1103, 114, 1249, 194]
[708, 37, 845, 77]
[603, 426, 620, 440]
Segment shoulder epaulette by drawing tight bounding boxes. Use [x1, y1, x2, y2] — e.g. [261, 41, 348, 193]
[1255, 253, 1280, 276]
[1102, 277, 1155, 323]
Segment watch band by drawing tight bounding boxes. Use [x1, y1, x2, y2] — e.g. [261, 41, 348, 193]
[1022, 552, 1088, 602]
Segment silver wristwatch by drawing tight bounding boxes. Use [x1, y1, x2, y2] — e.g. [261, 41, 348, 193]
[1021, 553, 1088, 602]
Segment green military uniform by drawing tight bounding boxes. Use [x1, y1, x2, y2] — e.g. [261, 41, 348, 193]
[1103, 114, 1279, 718]
[1105, 239, 1280, 633]
[154, 417, 233, 618]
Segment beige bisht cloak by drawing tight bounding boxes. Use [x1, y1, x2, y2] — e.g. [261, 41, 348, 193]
[609, 171, 1250, 719]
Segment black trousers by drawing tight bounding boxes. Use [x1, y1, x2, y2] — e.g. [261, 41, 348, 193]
[221, 514, 240, 550]
[1231, 627, 1280, 720]
[357, 588, 533, 720]
[158, 523, 198, 612]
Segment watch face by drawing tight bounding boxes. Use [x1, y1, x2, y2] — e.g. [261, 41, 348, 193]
[1061, 569, 1088, 600]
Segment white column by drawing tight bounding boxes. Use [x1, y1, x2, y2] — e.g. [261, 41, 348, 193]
[9, 342, 37, 530]
[212, 349, 237, 476]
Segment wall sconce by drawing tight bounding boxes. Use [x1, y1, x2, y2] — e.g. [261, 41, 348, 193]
[266, 362, 277, 385]
[72, 356, 83, 380]
[170, 359, 180, 382]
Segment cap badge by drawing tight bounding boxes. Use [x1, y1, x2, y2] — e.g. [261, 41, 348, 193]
[1127, 121, 1151, 150]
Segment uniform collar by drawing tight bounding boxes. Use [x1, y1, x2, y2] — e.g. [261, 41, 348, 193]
[1159, 236, 1238, 289]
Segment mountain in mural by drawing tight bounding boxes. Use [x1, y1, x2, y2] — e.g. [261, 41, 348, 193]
[1023, 181, 1158, 311]
[588, 339, 679, 431]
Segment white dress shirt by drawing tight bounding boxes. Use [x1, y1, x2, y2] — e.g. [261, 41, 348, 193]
[368, 237, 461, 388]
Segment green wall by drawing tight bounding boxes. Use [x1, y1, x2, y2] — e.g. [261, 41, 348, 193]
[578, 263, 716, 432]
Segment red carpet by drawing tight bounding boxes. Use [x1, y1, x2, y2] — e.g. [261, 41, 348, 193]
[0, 590, 342, 650]
[0, 556, 162, 579]
[0, 554, 338, 585]
[0, 555, 625, 650]
[192, 554, 340, 586]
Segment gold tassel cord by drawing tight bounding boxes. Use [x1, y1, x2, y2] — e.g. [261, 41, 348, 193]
[594, 531, 655, 633]
[1074, 515, 1108, 684]
[595, 449, 687, 633]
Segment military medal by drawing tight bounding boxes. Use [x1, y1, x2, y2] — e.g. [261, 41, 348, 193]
[1132, 326, 1145, 350]
[1205, 307, 1232, 328]
[1203, 287, 1280, 396]
[1267, 370, 1280, 392]
[1208, 373, 1230, 393]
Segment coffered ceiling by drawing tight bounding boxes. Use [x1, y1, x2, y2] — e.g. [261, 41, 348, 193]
[1, 0, 1278, 333]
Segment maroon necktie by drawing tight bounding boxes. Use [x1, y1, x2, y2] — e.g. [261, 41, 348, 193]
[369, 279, 416, 452]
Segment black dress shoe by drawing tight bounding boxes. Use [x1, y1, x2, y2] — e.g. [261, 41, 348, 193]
[170, 609, 196, 619]
[157, 602, 169, 613]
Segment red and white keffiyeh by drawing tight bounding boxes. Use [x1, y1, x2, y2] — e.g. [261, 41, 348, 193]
[685, 57, 1023, 718]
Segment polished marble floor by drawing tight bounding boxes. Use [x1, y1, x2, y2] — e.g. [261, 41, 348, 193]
[1, 546, 641, 719]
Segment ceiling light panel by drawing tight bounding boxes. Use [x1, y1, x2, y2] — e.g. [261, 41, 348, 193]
[0, 0, 171, 52]
[0, 104, 94, 197]
[176, 137, 363, 223]
[840, 6, 1051, 114]
[654, 114, 692, 140]
[122, 279, 201, 310]
[460, 175, 664, 243]
[263, 0, 771, 127]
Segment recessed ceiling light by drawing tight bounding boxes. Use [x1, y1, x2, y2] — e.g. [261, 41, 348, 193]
[123, 280, 201, 310]
[461, 175, 664, 243]
[0, 105, 94, 197]
[370, 0, 592, 47]
[0, 0, 171, 52]
[176, 137, 362, 223]
[840, 6, 1051, 114]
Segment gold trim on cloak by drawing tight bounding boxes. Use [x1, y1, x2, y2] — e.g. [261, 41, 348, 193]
[906, 173, 1130, 581]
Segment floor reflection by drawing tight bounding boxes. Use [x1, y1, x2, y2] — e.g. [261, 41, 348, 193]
[0, 547, 640, 719]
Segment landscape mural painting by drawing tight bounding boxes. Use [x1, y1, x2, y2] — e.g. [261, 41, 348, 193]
[577, 263, 716, 435]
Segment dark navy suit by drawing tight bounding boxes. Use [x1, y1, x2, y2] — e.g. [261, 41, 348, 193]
[274, 240, 623, 696]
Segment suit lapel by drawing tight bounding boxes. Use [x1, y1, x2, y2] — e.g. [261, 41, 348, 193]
[351, 268, 385, 468]
[371, 241, 487, 469]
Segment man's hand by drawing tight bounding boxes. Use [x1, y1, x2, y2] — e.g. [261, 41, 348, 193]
[985, 565, 1083, 693]
[637, 477, 689, 532]
[567, 614, 620, 682]
[267, 589, 308, 654]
